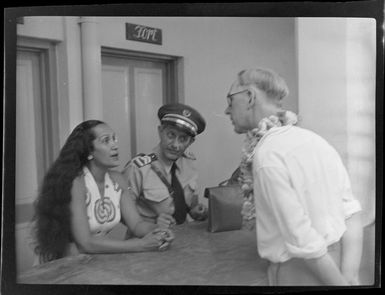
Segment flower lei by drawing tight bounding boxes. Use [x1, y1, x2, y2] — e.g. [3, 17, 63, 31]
[240, 110, 298, 230]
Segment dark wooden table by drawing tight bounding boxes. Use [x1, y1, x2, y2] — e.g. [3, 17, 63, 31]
[18, 221, 269, 285]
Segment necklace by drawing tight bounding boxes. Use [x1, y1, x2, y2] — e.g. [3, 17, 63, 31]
[239, 110, 298, 229]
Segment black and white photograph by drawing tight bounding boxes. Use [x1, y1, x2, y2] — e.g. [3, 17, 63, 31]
[2, 2, 383, 294]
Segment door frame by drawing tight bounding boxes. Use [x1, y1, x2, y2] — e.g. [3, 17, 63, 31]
[17, 36, 60, 175]
[15, 37, 60, 272]
[101, 47, 184, 104]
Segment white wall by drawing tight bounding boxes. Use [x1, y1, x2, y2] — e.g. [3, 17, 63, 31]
[346, 18, 376, 226]
[297, 18, 349, 158]
[17, 16, 64, 40]
[296, 18, 376, 226]
[97, 17, 298, 196]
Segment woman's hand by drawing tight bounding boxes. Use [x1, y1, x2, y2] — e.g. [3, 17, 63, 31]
[153, 228, 175, 251]
[159, 228, 175, 243]
[140, 228, 175, 251]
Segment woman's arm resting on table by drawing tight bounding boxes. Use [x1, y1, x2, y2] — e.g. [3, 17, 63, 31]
[120, 188, 175, 244]
[111, 171, 157, 237]
[70, 176, 164, 253]
[112, 172, 175, 242]
[341, 212, 363, 285]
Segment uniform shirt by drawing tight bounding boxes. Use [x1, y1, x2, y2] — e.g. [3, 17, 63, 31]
[83, 166, 122, 235]
[252, 125, 361, 263]
[123, 145, 199, 221]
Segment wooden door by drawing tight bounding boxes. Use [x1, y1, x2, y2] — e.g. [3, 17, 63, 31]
[102, 55, 172, 171]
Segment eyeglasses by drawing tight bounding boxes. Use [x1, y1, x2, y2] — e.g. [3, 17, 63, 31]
[226, 89, 249, 108]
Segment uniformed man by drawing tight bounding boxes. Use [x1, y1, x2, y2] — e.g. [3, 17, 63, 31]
[122, 103, 208, 228]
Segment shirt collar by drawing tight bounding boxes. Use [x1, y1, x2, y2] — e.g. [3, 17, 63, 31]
[152, 144, 181, 175]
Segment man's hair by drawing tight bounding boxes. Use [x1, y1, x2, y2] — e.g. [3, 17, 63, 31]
[237, 68, 289, 101]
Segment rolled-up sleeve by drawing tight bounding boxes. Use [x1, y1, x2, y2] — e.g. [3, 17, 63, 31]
[256, 166, 328, 259]
[340, 167, 362, 219]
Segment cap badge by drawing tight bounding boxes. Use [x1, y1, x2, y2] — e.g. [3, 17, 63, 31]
[182, 109, 191, 117]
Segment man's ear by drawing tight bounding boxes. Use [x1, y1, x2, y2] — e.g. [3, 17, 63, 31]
[189, 136, 195, 146]
[247, 86, 258, 108]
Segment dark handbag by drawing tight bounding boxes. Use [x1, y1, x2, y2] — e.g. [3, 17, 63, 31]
[204, 168, 244, 232]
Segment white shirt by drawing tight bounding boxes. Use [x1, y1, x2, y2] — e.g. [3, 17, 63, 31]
[252, 125, 361, 263]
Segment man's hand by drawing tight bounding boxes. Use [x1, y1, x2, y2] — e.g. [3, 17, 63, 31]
[189, 203, 208, 221]
[156, 213, 176, 229]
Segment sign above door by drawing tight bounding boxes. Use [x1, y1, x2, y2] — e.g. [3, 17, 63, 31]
[126, 23, 162, 45]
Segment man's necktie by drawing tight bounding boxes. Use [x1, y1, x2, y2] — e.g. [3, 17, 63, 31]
[170, 162, 187, 224]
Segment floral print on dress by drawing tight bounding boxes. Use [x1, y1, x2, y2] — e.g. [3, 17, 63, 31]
[83, 167, 121, 235]
[94, 197, 116, 224]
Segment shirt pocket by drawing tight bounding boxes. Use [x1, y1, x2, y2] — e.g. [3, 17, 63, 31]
[143, 187, 170, 203]
[183, 180, 197, 206]
[186, 179, 197, 193]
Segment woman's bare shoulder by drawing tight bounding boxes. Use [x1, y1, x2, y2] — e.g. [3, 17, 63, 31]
[71, 173, 87, 196]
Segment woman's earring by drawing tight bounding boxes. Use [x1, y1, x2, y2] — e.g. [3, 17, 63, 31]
[87, 155, 93, 160]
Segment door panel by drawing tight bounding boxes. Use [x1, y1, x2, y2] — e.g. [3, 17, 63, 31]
[102, 63, 132, 169]
[16, 52, 40, 204]
[102, 55, 170, 171]
[134, 67, 164, 154]
[16, 50, 44, 273]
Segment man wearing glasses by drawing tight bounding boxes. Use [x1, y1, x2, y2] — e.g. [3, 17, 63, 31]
[224, 68, 363, 286]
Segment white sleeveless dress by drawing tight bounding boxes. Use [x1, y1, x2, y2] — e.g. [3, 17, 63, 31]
[34, 167, 123, 264]
[83, 166, 122, 235]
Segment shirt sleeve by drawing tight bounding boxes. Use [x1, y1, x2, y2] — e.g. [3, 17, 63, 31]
[256, 166, 328, 259]
[122, 163, 142, 201]
[340, 166, 362, 219]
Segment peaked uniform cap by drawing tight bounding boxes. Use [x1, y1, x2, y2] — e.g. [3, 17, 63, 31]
[158, 103, 206, 136]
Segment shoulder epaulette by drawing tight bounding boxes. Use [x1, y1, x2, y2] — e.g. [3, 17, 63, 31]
[133, 153, 157, 168]
[124, 153, 157, 168]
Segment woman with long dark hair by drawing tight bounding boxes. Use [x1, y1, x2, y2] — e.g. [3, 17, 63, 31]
[33, 120, 173, 263]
